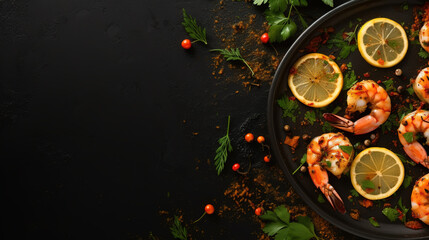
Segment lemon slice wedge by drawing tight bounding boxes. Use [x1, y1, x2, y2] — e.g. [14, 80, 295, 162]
[350, 147, 404, 200]
[288, 53, 343, 108]
[357, 17, 408, 68]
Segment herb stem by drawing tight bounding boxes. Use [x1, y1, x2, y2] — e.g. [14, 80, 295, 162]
[226, 115, 230, 135]
[242, 60, 254, 76]
[287, 5, 293, 20]
[292, 161, 305, 175]
[192, 212, 206, 224]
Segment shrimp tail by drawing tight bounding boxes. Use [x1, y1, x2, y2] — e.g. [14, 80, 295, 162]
[323, 113, 354, 133]
[403, 142, 429, 169]
[321, 184, 346, 214]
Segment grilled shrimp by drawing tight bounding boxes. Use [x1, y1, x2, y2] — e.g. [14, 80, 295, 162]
[398, 109, 429, 169]
[420, 22, 429, 53]
[307, 132, 354, 214]
[411, 173, 429, 225]
[323, 80, 391, 135]
[413, 67, 429, 104]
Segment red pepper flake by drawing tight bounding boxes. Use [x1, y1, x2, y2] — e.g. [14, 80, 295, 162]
[290, 67, 297, 75]
[289, 96, 296, 101]
[308, 102, 314, 106]
[340, 63, 347, 72]
[405, 221, 424, 230]
[328, 54, 336, 60]
[363, 72, 370, 78]
[377, 58, 385, 65]
[390, 92, 400, 97]
[377, 80, 382, 84]
[358, 199, 373, 208]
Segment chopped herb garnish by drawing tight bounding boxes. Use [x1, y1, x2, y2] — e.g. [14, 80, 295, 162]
[304, 111, 316, 125]
[327, 27, 358, 60]
[210, 48, 254, 76]
[383, 78, 395, 92]
[397, 153, 416, 166]
[214, 116, 233, 175]
[402, 132, 414, 143]
[170, 216, 188, 240]
[277, 94, 300, 122]
[347, 62, 353, 68]
[339, 145, 353, 155]
[332, 106, 342, 114]
[343, 69, 357, 90]
[322, 121, 334, 132]
[328, 73, 340, 82]
[382, 208, 400, 222]
[317, 194, 326, 203]
[406, 86, 414, 95]
[418, 47, 429, 59]
[293, 153, 307, 175]
[350, 189, 359, 197]
[369, 217, 380, 227]
[398, 197, 409, 223]
[361, 179, 375, 190]
[403, 174, 412, 188]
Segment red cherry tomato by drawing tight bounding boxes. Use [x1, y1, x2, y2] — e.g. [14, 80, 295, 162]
[260, 33, 269, 44]
[181, 39, 192, 49]
[257, 136, 265, 143]
[264, 155, 270, 162]
[232, 163, 240, 171]
[245, 133, 254, 142]
[205, 204, 215, 214]
[255, 207, 262, 216]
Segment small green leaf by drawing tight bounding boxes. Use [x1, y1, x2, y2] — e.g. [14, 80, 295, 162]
[361, 179, 375, 190]
[293, 153, 307, 175]
[403, 132, 414, 143]
[259, 210, 281, 222]
[304, 111, 316, 125]
[369, 217, 380, 227]
[418, 48, 429, 59]
[403, 175, 412, 188]
[350, 189, 359, 197]
[321, 0, 334, 7]
[317, 194, 326, 203]
[286, 222, 315, 240]
[406, 86, 414, 95]
[263, 221, 287, 236]
[274, 205, 290, 224]
[339, 145, 353, 155]
[382, 207, 400, 222]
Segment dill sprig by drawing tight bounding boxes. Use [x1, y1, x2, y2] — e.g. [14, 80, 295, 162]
[210, 48, 254, 76]
[182, 9, 207, 44]
[170, 216, 188, 240]
[214, 115, 233, 175]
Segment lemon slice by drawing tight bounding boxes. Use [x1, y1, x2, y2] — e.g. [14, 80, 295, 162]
[288, 53, 343, 108]
[357, 17, 408, 68]
[350, 147, 404, 200]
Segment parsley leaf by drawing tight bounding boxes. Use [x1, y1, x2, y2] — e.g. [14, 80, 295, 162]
[406, 86, 414, 95]
[304, 111, 316, 125]
[369, 217, 380, 227]
[317, 194, 326, 203]
[339, 145, 353, 155]
[418, 47, 429, 59]
[403, 175, 412, 188]
[328, 73, 340, 82]
[214, 116, 233, 175]
[350, 189, 359, 197]
[322, 121, 334, 132]
[321, 0, 333, 7]
[343, 69, 357, 90]
[277, 94, 299, 122]
[269, 0, 288, 12]
[402, 132, 414, 143]
[361, 179, 375, 190]
[182, 9, 207, 45]
[327, 28, 358, 60]
[382, 208, 400, 222]
[383, 78, 395, 92]
[398, 197, 409, 223]
[170, 216, 188, 240]
[253, 0, 269, 5]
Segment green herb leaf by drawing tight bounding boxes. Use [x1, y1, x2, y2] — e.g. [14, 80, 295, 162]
[259, 210, 281, 222]
[403, 175, 413, 188]
[361, 179, 375, 190]
[418, 47, 429, 59]
[277, 94, 299, 122]
[286, 222, 315, 240]
[214, 116, 232, 175]
[296, 215, 316, 236]
[170, 216, 188, 240]
[398, 197, 409, 223]
[322, 121, 334, 132]
[269, 0, 288, 12]
[339, 145, 353, 155]
[369, 217, 380, 227]
[350, 189, 359, 197]
[328, 73, 340, 82]
[327, 28, 358, 60]
[397, 153, 416, 166]
[321, 0, 333, 7]
[382, 207, 400, 222]
[253, 0, 269, 5]
[182, 9, 207, 45]
[383, 78, 395, 92]
[263, 221, 287, 236]
[406, 86, 414, 95]
[293, 153, 307, 175]
[304, 111, 316, 125]
[343, 69, 357, 90]
[402, 132, 414, 143]
[265, 9, 288, 25]
[317, 194, 326, 203]
[274, 205, 290, 224]
[210, 48, 254, 76]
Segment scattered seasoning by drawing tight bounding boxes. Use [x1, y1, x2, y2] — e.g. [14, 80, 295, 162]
[349, 209, 360, 221]
[284, 135, 300, 152]
[405, 220, 424, 229]
[358, 199, 374, 208]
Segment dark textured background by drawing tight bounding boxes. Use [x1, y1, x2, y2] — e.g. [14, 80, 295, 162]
[0, 0, 360, 239]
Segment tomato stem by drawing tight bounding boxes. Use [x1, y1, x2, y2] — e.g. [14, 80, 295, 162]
[192, 212, 206, 224]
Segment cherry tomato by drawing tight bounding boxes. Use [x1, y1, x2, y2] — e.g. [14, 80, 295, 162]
[245, 133, 254, 142]
[181, 39, 192, 49]
[255, 207, 262, 216]
[232, 163, 240, 171]
[264, 155, 270, 162]
[205, 204, 215, 214]
[257, 136, 265, 143]
[260, 33, 269, 44]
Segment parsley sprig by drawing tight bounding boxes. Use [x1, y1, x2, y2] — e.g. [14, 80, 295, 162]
[170, 216, 188, 240]
[277, 94, 299, 122]
[327, 26, 359, 60]
[210, 48, 254, 76]
[254, 0, 333, 43]
[214, 115, 233, 175]
[260, 205, 320, 240]
[182, 9, 207, 44]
